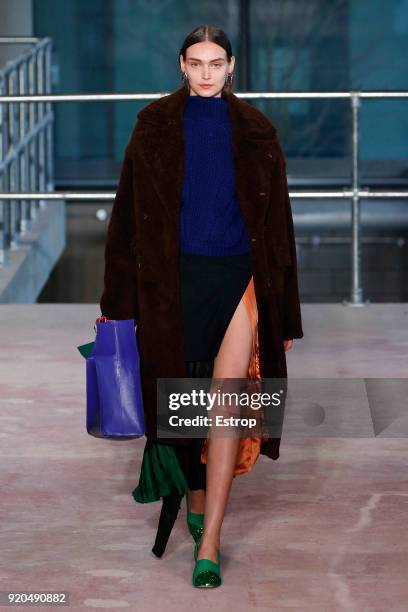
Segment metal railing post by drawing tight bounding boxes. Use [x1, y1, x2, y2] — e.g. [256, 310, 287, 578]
[349, 92, 364, 305]
[36, 46, 47, 209]
[7, 67, 20, 248]
[19, 58, 30, 233]
[28, 53, 39, 222]
[44, 39, 54, 192]
[0, 73, 10, 266]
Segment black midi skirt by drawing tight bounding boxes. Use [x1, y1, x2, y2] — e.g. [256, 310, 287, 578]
[132, 250, 253, 501]
[177, 251, 253, 490]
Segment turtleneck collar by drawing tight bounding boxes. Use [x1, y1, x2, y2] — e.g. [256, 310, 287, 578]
[184, 94, 229, 123]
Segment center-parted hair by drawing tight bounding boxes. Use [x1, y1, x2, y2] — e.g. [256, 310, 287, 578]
[179, 24, 234, 93]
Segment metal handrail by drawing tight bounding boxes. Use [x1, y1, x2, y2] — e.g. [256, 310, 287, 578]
[0, 37, 54, 267]
[0, 37, 43, 44]
[0, 190, 407, 200]
[1, 91, 408, 102]
[1, 43, 407, 303]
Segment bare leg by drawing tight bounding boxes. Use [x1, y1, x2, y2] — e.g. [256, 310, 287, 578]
[196, 293, 253, 562]
[188, 488, 205, 513]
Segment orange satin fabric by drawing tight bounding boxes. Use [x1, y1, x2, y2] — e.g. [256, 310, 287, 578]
[200, 276, 263, 476]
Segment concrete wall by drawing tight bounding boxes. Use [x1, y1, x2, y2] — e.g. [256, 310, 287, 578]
[0, 0, 33, 68]
[0, 202, 66, 303]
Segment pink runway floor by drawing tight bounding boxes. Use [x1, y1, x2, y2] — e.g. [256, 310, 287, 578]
[0, 303, 407, 611]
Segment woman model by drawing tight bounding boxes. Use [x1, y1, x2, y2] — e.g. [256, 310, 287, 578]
[100, 25, 304, 588]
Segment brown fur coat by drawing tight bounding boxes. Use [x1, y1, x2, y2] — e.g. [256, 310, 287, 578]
[100, 85, 304, 460]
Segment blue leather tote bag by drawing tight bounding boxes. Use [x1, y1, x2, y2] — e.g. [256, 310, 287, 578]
[78, 317, 145, 439]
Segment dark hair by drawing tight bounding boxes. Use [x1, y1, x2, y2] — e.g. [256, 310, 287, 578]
[178, 25, 234, 93]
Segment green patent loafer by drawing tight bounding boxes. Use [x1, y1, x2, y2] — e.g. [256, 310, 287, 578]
[192, 539, 222, 588]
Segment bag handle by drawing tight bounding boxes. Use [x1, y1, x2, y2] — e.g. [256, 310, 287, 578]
[94, 315, 111, 333]
[95, 316, 111, 324]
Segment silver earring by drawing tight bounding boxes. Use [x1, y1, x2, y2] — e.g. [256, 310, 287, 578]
[225, 72, 234, 86]
[181, 71, 189, 85]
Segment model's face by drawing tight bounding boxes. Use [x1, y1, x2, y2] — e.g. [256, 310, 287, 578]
[179, 41, 235, 98]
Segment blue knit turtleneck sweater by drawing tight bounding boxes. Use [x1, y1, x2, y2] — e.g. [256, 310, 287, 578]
[179, 94, 250, 256]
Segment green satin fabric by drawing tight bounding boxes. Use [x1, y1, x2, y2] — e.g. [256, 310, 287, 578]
[132, 441, 189, 504]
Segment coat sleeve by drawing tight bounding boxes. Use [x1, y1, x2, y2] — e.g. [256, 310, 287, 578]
[276, 144, 304, 341]
[99, 151, 139, 321]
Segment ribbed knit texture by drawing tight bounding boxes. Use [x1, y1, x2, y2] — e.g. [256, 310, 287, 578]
[180, 95, 250, 256]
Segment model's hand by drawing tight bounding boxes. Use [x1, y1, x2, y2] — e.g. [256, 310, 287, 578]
[283, 339, 293, 351]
